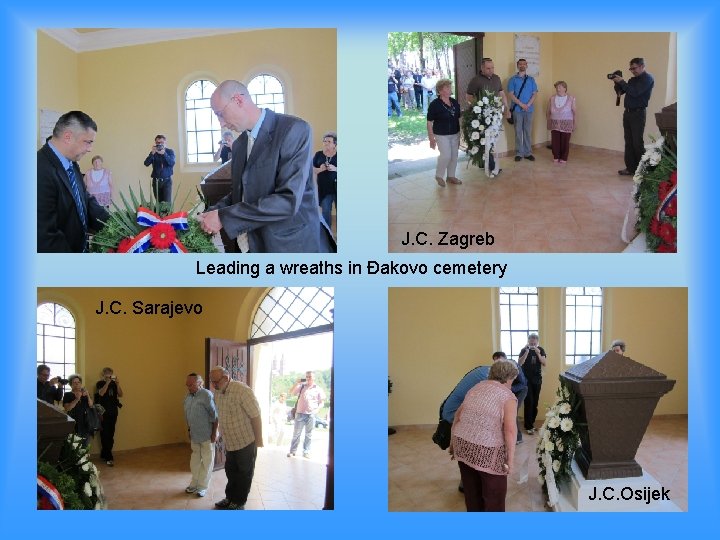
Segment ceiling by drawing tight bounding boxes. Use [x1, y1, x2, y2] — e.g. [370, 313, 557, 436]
[41, 28, 256, 52]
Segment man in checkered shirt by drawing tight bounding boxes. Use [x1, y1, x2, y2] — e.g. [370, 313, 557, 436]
[209, 366, 264, 510]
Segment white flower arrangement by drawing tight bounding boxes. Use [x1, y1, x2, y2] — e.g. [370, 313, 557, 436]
[536, 380, 581, 509]
[462, 89, 504, 178]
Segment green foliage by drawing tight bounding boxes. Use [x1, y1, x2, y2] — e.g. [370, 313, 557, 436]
[388, 32, 471, 70]
[90, 185, 217, 253]
[272, 369, 331, 408]
[388, 109, 430, 147]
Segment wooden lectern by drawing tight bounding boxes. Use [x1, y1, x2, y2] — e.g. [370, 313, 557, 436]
[37, 399, 75, 465]
[200, 160, 234, 253]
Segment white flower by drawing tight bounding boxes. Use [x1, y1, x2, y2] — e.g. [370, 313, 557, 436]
[95, 501, 102, 509]
[469, 146, 479, 155]
[482, 96, 489, 104]
[649, 150, 662, 166]
[478, 125, 485, 132]
[560, 418, 574, 432]
[545, 439, 554, 452]
[538, 474, 545, 485]
[552, 460, 561, 473]
[485, 117, 491, 125]
[543, 429, 551, 442]
[546, 408, 557, 418]
[90, 475, 98, 488]
[83, 482, 92, 497]
[548, 416, 561, 429]
[471, 131, 480, 140]
[471, 119, 480, 128]
[81, 461, 91, 472]
[558, 403, 571, 415]
[557, 440, 564, 452]
[473, 105, 482, 113]
[480, 138, 486, 145]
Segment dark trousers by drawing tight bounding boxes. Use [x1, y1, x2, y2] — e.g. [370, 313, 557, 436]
[414, 88, 423, 108]
[458, 461, 507, 511]
[514, 387, 528, 442]
[623, 109, 646, 174]
[551, 130, 572, 161]
[151, 177, 173, 204]
[225, 442, 257, 505]
[100, 411, 118, 460]
[524, 379, 542, 430]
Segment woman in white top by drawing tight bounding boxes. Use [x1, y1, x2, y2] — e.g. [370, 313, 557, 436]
[83, 155, 113, 208]
[546, 81, 577, 164]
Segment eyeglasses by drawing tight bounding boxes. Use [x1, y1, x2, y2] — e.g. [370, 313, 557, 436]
[214, 99, 233, 120]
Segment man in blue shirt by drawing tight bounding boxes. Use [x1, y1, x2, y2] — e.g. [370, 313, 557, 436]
[508, 59, 539, 162]
[184, 373, 218, 498]
[143, 134, 176, 204]
[612, 58, 655, 176]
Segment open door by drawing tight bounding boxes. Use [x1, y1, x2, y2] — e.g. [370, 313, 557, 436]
[205, 338, 248, 471]
[453, 37, 482, 112]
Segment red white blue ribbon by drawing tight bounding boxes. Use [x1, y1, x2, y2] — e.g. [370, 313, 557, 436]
[117, 207, 189, 253]
[656, 186, 677, 220]
[37, 475, 64, 510]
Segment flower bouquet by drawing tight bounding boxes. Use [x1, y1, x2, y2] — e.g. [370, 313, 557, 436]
[90, 185, 218, 253]
[37, 434, 106, 510]
[631, 136, 677, 253]
[461, 89, 504, 177]
[536, 379, 581, 508]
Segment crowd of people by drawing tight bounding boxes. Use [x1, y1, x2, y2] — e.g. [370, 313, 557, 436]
[405, 56, 653, 188]
[438, 333, 627, 512]
[387, 64, 445, 117]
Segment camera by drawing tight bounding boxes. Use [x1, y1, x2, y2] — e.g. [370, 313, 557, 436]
[300, 378, 307, 383]
[111, 375, 117, 381]
[606, 70, 622, 80]
[57, 378, 69, 386]
[155, 144, 164, 150]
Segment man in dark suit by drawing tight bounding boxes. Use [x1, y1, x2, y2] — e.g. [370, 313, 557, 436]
[37, 111, 109, 252]
[197, 80, 336, 253]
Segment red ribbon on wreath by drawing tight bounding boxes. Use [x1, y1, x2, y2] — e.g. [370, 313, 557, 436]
[117, 207, 189, 253]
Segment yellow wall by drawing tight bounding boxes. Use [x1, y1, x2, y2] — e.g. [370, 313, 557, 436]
[37, 32, 79, 141]
[37, 29, 337, 210]
[37, 287, 267, 452]
[480, 32, 675, 155]
[388, 287, 687, 426]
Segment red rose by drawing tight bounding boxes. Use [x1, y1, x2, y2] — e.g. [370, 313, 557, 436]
[664, 196, 677, 217]
[649, 217, 661, 236]
[658, 181, 673, 201]
[658, 222, 676, 244]
[149, 223, 177, 250]
[657, 242, 677, 253]
[669, 170, 677, 186]
[117, 237, 134, 253]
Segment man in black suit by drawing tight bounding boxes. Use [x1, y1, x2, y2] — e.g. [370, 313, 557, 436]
[197, 80, 336, 253]
[37, 111, 109, 252]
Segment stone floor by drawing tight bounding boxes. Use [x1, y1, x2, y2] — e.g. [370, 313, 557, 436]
[388, 415, 687, 512]
[92, 432, 329, 510]
[388, 145, 633, 253]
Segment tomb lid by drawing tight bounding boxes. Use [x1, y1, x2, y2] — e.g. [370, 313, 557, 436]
[564, 351, 667, 381]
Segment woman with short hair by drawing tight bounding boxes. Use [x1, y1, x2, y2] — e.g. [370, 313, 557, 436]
[547, 81, 577, 164]
[63, 374, 95, 447]
[427, 79, 462, 187]
[450, 359, 518, 511]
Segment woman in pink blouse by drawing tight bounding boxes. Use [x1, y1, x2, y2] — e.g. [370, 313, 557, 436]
[546, 81, 577, 164]
[83, 155, 113, 208]
[450, 359, 518, 511]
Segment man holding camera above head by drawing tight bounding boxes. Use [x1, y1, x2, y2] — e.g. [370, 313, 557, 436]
[611, 58, 654, 176]
[37, 364, 64, 404]
[143, 134, 175, 203]
[95, 367, 123, 466]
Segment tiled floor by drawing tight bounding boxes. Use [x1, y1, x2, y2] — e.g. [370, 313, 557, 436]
[93, 442, 328, 510]
[388, 145, 633, 253]
[388, 415, 687, 512]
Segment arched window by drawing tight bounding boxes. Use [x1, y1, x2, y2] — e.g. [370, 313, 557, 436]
[185, 79, 221, 163]
[251, 287, 334, 338]
[499, 287, 539, 359]
[247, 74, 285, 113]
[565, 287, 603, 365]
[37, 302, 76, 379]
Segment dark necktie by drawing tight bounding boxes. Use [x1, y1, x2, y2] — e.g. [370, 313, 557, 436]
[67, 165, 87, 231]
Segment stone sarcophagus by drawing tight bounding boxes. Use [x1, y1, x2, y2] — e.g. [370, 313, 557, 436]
[38, 399, 75, 464]
[561, 351, 675, 480]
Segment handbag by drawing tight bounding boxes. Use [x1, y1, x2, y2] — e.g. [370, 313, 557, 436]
[85, 406, 102, 432]
[507, 74, 530, 125]
[288, 384, 305, 421]
[431, 398, 452, 450]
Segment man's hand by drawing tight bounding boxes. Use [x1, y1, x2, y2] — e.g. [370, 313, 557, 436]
[198, 210, 223, 234]
[612, 75, 623, 83]
[49, 376, 59, 385]
[151, 145, 157, 154]
[429, 138, 437, 150]
[327, 164, 337, 172]
[255, 437, 264, 448]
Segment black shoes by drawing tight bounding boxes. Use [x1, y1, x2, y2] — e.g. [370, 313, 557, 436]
[515, 156, 522, 162]
[525, 155, 535, 161]
[618, 169, 633, 176]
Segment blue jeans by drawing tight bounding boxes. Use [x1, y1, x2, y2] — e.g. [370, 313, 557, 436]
[388, 93, 402, 117]
[513, 110, 534, 157]
[289, 413, 315, 455]
[320, 194, 336, 228]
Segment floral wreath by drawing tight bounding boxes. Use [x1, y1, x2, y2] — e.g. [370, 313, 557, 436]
[623, 136, 677, 252]
[90, 185, 218, 253]
[462, 89, 504, 178]
[536, 378, 582, 508]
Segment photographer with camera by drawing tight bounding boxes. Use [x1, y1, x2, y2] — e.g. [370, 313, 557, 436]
[95, 367, 123, 466]
[287, 371, 326, 459]
[214, 131, 235, 164]
[37, 364, 65, 404]
[62, 374, 95, 447]
[610, 58, 654, 176]
[143, 134, 175, 203]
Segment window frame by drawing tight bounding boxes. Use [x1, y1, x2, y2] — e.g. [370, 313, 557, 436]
[563, 287, 604, 366]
